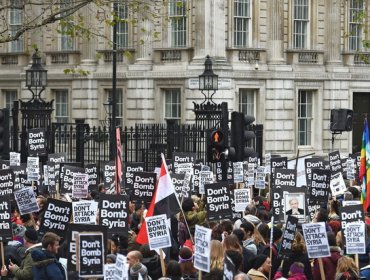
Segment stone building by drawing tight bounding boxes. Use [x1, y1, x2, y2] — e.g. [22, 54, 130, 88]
[0, 0, 369, 160]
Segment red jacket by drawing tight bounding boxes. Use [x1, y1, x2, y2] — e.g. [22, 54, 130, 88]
[312, 247, 342, 280]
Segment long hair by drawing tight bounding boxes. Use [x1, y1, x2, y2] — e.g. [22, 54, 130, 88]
[292, 232, 306, 253]
[222, 234, 242, 254]
[336, 256, 359, 277]
[210, 240, 224, 270]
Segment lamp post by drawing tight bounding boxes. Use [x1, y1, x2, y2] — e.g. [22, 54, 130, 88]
[103, 97, 114, 159]
[198, 55, 218, 105]
[26, 49, 47, 100]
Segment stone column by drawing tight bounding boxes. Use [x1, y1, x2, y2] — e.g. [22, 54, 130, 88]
[268, 0, 284, 64]
[326, 0, 341, 64]
[80, 3, 97, 65]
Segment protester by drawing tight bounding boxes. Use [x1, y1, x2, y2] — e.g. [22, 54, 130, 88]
[328, 199, 340, 221]
[181, 197, 207, 227]
[246, 255, 271, 280]
[130, 204, 143, 233]
[313, 208, 332, 232]
[127, 250, 149, 280]
[225, 250, 244, 275]
[335, 256, 360, 280]
[312, 232, 342, 280]
[164, 260, 183, 280]
[239, 220, 258, 255]
[31, 232, 66, 280]
[202, 269, 223, 280]
[235, 273, 251, 280]
[178, 247, 197, 280]
[106, 254, 116, 264]
[261, 226, 282, 277]
[274, 262, 307, 280]
[210, 240, 224, 270]
[7, 229, 41, 280]
[111, 234, 129, 255]
[140, 244, 161, 280]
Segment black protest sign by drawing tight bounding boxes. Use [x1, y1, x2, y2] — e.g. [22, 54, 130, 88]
[0, 169, 14, 196]
[192, 163, 202, 193]
[309, 169, 330, 203]
[48, 153, 66, 185]
[271, 157, 288, 174]
[280, 215, 299, 256]
[205, 182, 232, 221]
[14, 187, 39, 215]
[227, 161, 234, 185]
[98, 194, 129, 238]
[131, 172, 156, 206]
[328, 151, 342, 175]
[18, 175, 35, 195]
[85, 164, 98, 192]
[0, 196, 13, 242]
[60, 164, 84, 195]
[39, 198, 72, 238]
[103, 161, 115, 193]
[124, 162, 144, 193]
[27, 128, 46, 156]
[349, 152, 361, 181]
[78, 232, 104, 278]
[340, 204, 365, 242]
[11, 164, 27, 191]
[0, 160, 10, 170]
[46, 162, 57, 194]
[67, 224, 107, 272]
[182, 173, 192, 199]
[307, 200, 321, 222]
[305, 158, 325, 187]
[173, 152, 195, 174]
[171, 173, 186, 199]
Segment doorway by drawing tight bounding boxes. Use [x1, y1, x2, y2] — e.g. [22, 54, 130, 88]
[353, 92, 370, 153]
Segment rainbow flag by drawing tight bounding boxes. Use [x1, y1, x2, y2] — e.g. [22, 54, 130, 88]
[360, 118, 370, 212]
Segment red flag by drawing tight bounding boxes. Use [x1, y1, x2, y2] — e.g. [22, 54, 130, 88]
[115, 127, 122, 195]
[136, 154, 181, 244]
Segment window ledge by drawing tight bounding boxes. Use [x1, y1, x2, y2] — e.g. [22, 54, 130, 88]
[44, 51, 81, 65]
[153, 48, 194, 63]
[0, 52, 29, 66]
[226, 48, 267, 65]
[342, 52, 370, 66]
[286, 49, 324, 65]
[97, 49, 135, 64]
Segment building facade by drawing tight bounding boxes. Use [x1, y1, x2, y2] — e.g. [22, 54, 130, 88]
[0, 0, 370, 160]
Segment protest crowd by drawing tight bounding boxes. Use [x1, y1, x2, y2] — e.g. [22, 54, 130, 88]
[0, 141, 370, 280]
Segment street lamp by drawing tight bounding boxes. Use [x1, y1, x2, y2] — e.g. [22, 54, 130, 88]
[26, 49, 47, 101]
[103, 97, 112, 127]
[198, 55, 218, 104]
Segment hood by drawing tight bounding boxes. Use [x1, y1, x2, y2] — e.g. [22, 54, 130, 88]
[31, 249, 56, 263]
[288, 273, 307, 280]
[142, 256, 159, 269]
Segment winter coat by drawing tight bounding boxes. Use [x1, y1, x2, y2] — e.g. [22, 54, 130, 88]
[281, 251, 313, 279]
[12, 243, 42, 280]
[312, 246, 342, 280]
[31, 249, 66, 280]
[184, 210, 207, 227]
[274, 270, 307, 280]
[247, 268, 268, 280]
[142, 256, 162, 280]
[360, 264, 370, 279]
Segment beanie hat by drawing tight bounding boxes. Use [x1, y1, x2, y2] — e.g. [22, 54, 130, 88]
[182, 198, 195, 212]
[130, 263, 148, 278]
[24, 229, 38, 243]
[289, 263, 304, 274]
[12, 223, 26, 238]
[250, 254, 268, 270]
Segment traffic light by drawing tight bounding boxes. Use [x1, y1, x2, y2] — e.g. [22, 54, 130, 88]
[0, 109, 9, 159]
[207, 128, 230, 162]
[230, 111, 257, 162]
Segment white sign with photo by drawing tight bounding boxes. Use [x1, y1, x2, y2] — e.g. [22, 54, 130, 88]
[330, 172, 346, 197]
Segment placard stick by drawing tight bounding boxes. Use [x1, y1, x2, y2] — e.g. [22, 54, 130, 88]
[318, 258, 326, 280]
[30, 182, 37, 229]
[159, 249, 166, 276]
[355, 254, 359, 269]
[0, 241, 4, 268]
[268, 217, 274, 280]
[198, 270, 202, 280]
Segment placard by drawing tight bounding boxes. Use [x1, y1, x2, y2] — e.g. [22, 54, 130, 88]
[103, 161, 115, 194]
[271, 156, 288, 174]
[284, 192, 305, 223]
[255, 166, 266, 189]
[85, 164, 98, 192]
[233, 162, 244, 183]
[145, 214, 171, 250]
[305, 158, 325, 187]
[73, 200, 98, 224]
[173, 152, 195, 174]
[330, 172, 346, 197]
[204, 182, 232, 221]
[0, 196, 13, 242]
[98, 194, 128, 238]
[114, 254, 128, 280]
[48, 153, 66, 185]
[234, 189, 251, 212]
[12, 164, 27, 191]
[302, 222, 330, 258]
[9, 152, 20, 167]
[60, 164, 84, 195]
[0, 169, 14, 196]
[171, 173, 186, 199]
[78, 232, 104, 278]
[280, 216, 298, 256]
[124, 162, 144, 194]
[104, 264, 115, 280]
[192, 163, 202, 193]
[340, 204, 365, 242]
[131, 172, 156, 207]
[72, 173, 89, 199]
[27, 156, 39, 182]
[27, 128, 46, 156]
[38, 198, 72, 238]
[199, 171, 213, 194]
[46, 162, 57, 193]
[194, 225, 212, 273]
[328, 151, 343, 175]
[345, 222, 366, 254]
[309, 169, 330, 202]
[14, 187, 39, 215]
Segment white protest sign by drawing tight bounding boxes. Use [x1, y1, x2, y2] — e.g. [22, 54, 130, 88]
[194, 225, 212, 273]
[114, 254, 128, 280]
[302, 222, 330, 258]
[9, 152, 20, 167]
[177, 163, 193, 175]
[104, 264, 116, 280]
[145, 214, 171, 250]
[265, 153, 271, 174]
[342, 200, 361, 206]
[233, 162, 243, 183]
[27, 156, 39, 182]
[330, 172, 346, 196]
[72, 173, 89, 198]
[14, 187, 39, 215]
[245, 163, 255, 186]
[345, 222, 366, 254]
[346, 158, 356, 180]
[73, 200, 98, 224]
[199, 171, 213, 194]
[234, 189, 251, 212]
[255, 166, 266, 189]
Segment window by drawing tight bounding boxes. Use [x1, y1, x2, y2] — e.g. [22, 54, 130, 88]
[168, 0, 187, 47]
[348, 0, 364, 51]
[116, 3, 129, 48]
[9, 8, 23, 52]
[3, 90, 17, 128]
[59, 0, 74, 51]
[239, 89, 255, 116]
[164, 89, 181, 123]
[54, 89, 69, 123]
[234, 0, 251, 48]
[298, 90, 313, 146]
[105, 89, 123, 126]
[293, 0, 309, 49]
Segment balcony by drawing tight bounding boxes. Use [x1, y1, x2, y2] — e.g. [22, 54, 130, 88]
[343, 52, 370, 66]
[97, 49, 135, 65]
[226, 48, 267, 65]
[0, 52, 29, 66]
[45, 51, 81, 66]
[286, 49, 324, 65]
[153, 48, 193, 63]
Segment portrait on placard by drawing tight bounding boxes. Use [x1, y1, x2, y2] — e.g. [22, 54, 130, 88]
[284, 193, 305, 223]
